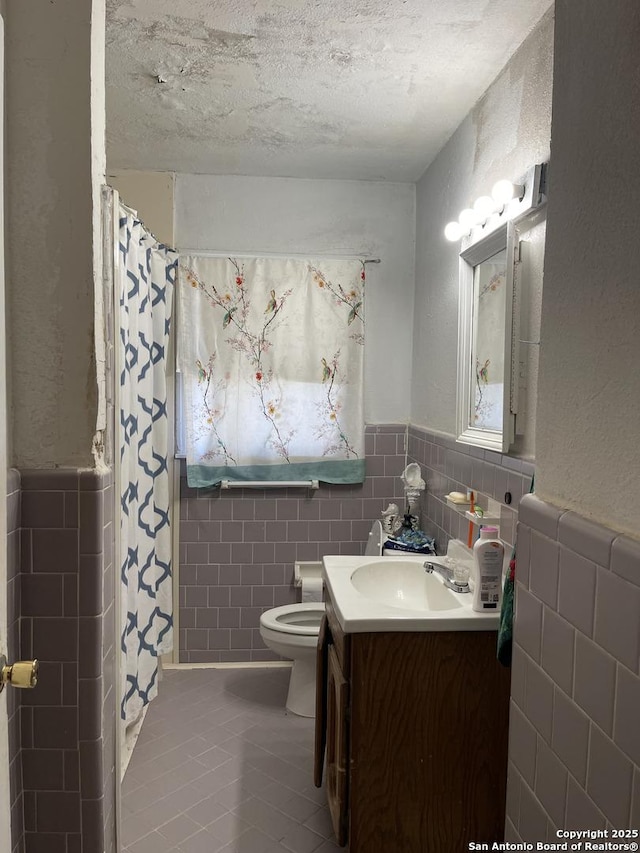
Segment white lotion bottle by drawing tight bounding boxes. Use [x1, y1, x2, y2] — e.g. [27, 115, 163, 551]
[472, 526, 505, 612]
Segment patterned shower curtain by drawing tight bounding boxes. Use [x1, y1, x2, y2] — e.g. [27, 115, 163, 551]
[178, 256, 366, 487]
[117, 206, 178, 724]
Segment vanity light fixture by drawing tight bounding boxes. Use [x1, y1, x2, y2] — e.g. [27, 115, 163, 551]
[444, 163, 547, 243]
[491, 179, 525, 205]
[444, 221, 464, 241]
[473, 195, 497, 223]
[458, 208, 479, 230]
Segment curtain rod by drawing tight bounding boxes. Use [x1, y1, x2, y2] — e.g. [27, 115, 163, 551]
[178, 249, 381, 264]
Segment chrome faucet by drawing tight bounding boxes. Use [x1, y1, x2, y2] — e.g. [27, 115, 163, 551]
[424, 560, 471, 594]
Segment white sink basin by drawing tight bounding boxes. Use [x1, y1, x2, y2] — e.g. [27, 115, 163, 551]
[350, 560, 463, 612]
[322, 552, 501, 633]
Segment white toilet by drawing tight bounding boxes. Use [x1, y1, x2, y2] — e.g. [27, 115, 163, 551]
[260, 598, 324, 717]
[259, 522, 385, 717]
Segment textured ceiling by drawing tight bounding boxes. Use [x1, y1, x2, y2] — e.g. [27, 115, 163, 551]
[106, 0, 552, 181]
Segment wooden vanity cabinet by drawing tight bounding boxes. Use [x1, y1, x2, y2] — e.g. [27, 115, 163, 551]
[315, 590, 511, 853]
[315, 599, 351, 846]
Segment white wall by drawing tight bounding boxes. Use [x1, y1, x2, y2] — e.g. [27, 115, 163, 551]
[5, 0, 106, 468]
[109, 170, 175, 247]
[535, 1, 640, 537]
[175, 174, 416, 424]
[411, 11, 553, 451]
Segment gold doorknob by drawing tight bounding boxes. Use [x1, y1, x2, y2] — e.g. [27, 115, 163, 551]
[0, 655, 39, 692]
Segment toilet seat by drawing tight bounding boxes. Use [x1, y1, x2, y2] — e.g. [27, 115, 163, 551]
[259, 602, 325, 636]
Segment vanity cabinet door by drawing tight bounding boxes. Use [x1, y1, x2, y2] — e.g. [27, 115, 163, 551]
[314, 614, 329, 788]
[326, 644, 349, 847]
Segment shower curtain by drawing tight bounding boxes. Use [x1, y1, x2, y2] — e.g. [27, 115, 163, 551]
[117, 204, 178, 724]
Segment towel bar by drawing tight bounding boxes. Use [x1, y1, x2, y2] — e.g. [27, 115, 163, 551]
[219, 479, 320, 490]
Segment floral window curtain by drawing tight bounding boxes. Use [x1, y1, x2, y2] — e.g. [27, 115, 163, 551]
[178, 256, 365, 487]
[118, 206, 177, 724]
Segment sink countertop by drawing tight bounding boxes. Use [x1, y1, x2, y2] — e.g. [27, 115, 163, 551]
[322, 554, 502, 634]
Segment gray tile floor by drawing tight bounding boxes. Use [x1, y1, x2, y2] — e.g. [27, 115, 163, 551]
[121, 667, 342, 853]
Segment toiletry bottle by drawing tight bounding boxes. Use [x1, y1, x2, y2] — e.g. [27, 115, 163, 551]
[472, 526, 504, 612]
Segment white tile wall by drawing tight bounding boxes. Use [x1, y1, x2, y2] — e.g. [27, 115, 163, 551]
[529, 531, 559, 608]
[594, 568, 640, 671]
[565, 775, 606, 831]
[508, 705, 538, 788]
[614, 666, 640, 765]
[507, 494, 640, 838]
[632, 769, 640, 826]
[523, 661, 554, 743]
[551, 687, 589, 785]
[515, 587, 543, 663]
[573, 633, 616, 735]
[557, 547, 597, 636]
[535, 738, 568, 828]
[587, 727, 633, 827]
[540, 608, 574, 695]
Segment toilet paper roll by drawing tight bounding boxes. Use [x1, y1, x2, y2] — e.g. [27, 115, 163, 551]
[301, 576, 323, 602]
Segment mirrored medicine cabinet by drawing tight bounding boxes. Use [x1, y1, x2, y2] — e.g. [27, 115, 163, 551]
[456, 164, 547, 453]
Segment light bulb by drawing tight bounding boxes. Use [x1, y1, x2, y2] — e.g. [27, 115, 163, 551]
[491, 179, 524, 205]
[473, 195, 496, 221]
[444, 221, 463, 242]
[458, 208, 478, 230]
